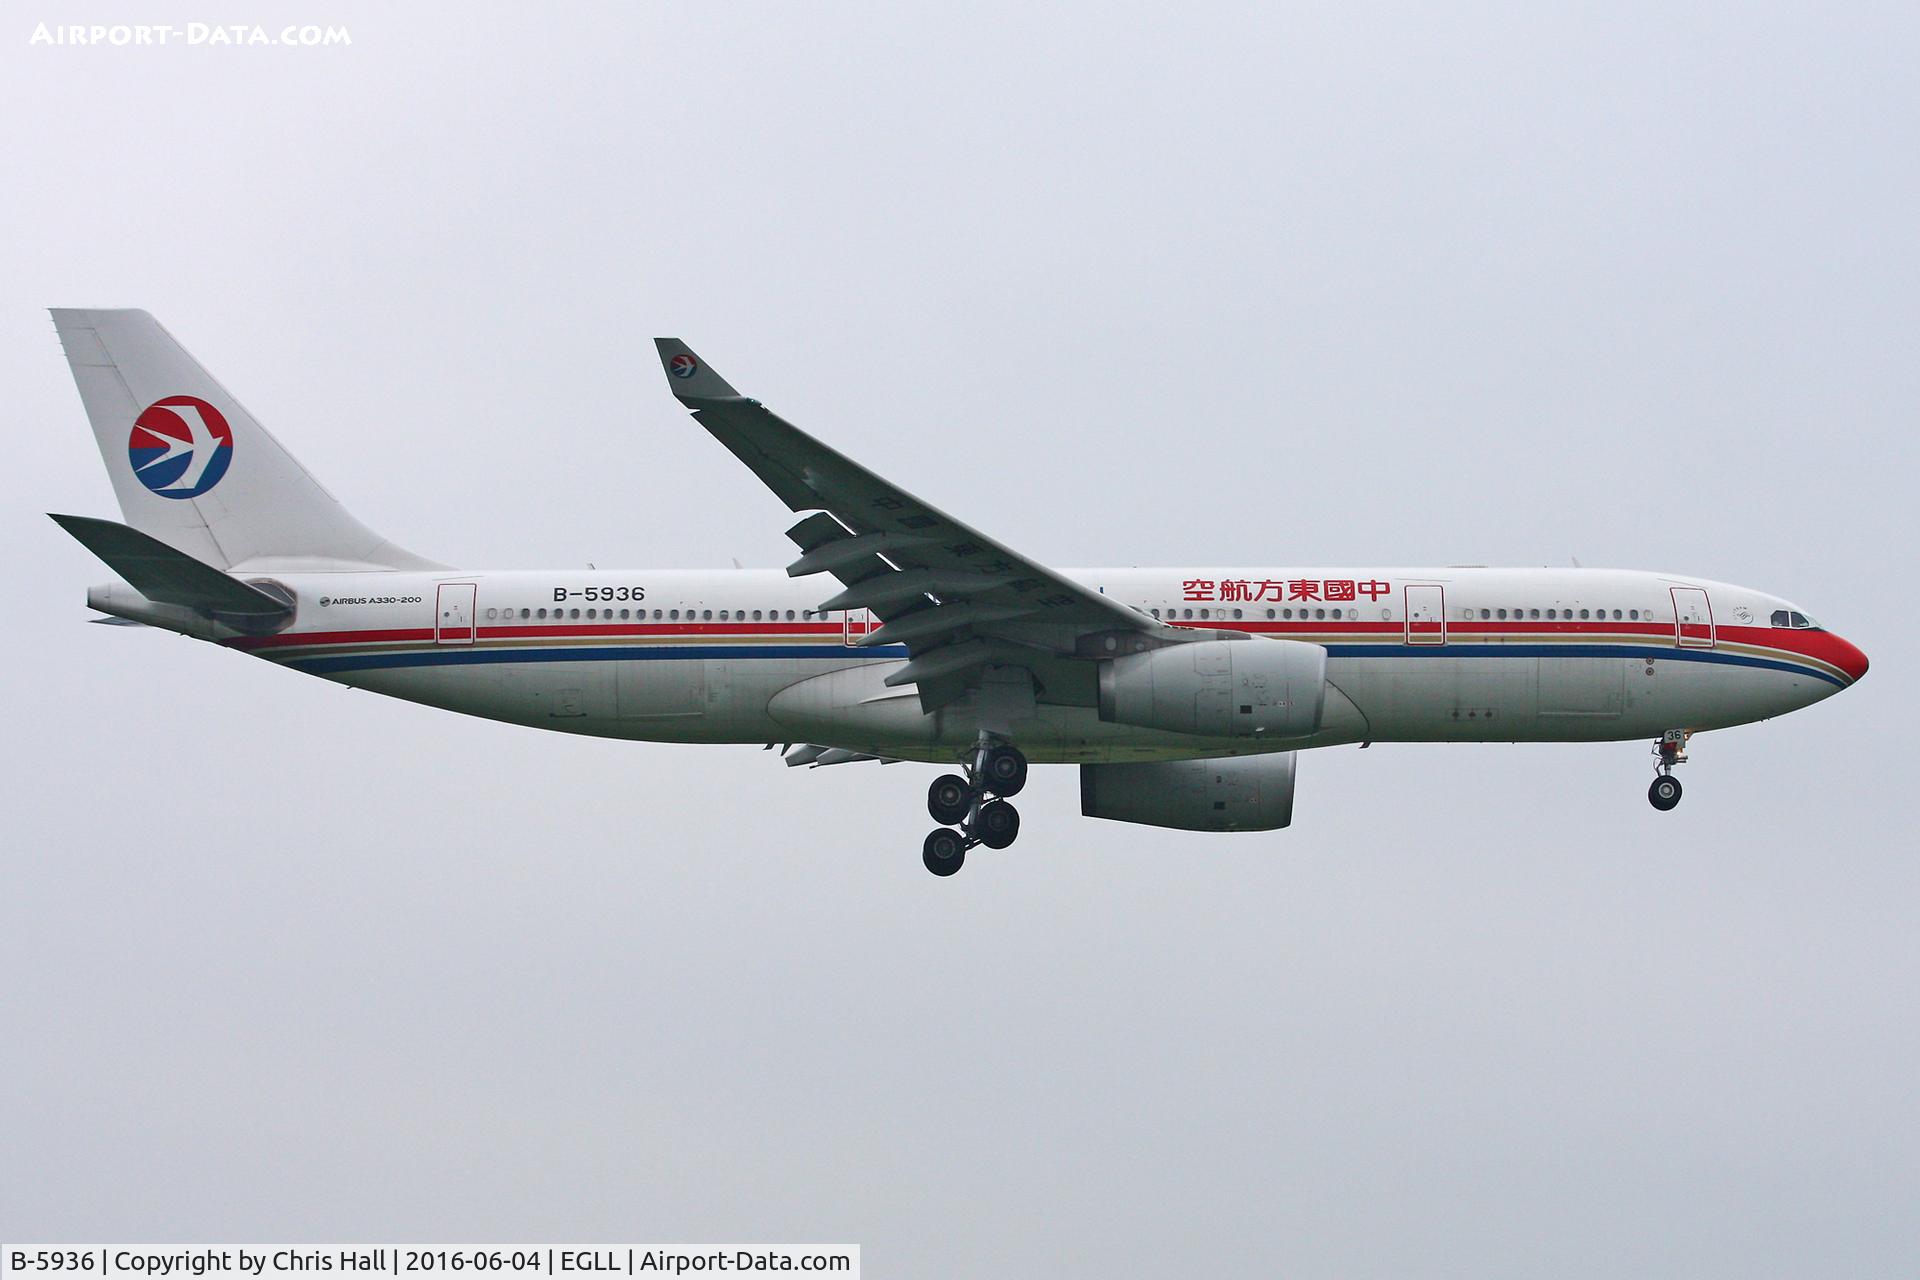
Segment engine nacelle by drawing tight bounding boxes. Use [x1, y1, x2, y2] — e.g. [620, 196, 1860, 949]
[1080, 754, 1298, 831]
[1097, 638, 1327, 738]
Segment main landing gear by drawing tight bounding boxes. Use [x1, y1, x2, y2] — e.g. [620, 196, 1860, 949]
[1648, 729, 1690, 811]
[922, 740, 1028, 876]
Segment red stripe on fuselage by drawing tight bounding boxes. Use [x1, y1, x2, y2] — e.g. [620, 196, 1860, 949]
[224, 616, 1861, 680]
[1715, 625, 1867, 680]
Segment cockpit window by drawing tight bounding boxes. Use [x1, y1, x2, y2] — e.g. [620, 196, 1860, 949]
[1771, 609, 1790, 627]
[1771, 609, 1820, 630]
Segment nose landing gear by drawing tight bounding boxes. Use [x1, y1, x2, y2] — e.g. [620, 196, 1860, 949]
[921, 739, 1028, 874]
[1648, 730, 1690, 811]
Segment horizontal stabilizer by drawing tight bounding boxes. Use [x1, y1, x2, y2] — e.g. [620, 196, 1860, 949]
[51, 513, 292, 619]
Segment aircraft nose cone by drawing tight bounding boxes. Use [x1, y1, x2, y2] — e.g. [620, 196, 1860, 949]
[1833, 634, 1869, 684]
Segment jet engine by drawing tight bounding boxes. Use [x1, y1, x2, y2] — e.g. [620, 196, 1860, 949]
[1080, 754, 1297, 831]
[1097, 638, 1327, 738]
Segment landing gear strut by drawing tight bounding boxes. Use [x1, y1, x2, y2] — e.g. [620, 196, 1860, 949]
[1648, 730, 1690, 811]
[921, 738, 1027, 874]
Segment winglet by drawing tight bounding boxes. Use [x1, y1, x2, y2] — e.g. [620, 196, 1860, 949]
[653, 339, 745, 402]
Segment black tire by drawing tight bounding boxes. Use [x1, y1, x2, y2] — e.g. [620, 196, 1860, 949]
[928, 774, 973, 826]
[1648, 775, 1683, 811]
[976, 800, 1020, 850]
[982, 745, 1028, 797]
[923, 828, 966, 876]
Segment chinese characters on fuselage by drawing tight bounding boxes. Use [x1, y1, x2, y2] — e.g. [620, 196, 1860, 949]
[1180, 578, 1391, 603]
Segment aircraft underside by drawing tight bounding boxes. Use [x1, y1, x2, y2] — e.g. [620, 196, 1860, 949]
[329, 649, 1809, 758]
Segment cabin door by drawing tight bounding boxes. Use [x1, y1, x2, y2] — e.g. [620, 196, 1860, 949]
[843, 608, 873, 646]
[1404, 585, 1446, 645]
[1672, 587, 1714, 649]
[435, 583, 476, 645]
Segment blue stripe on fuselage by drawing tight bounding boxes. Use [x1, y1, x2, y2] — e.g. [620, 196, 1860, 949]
[1325, 643, 1847, 687]
[278, 639, 1847, 688]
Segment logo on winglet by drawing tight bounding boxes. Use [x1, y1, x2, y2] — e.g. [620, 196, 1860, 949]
[669, 354, 699, 380]
[128, 396, 233, 499]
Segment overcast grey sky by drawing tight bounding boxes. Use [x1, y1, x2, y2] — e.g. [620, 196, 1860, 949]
[3, 2, 1916, 1274]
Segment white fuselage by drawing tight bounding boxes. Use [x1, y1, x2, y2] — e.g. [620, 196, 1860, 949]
[126, 565, 1862, 765]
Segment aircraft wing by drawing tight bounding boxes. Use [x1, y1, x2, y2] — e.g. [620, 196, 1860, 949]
[654, 340, 1194, 710]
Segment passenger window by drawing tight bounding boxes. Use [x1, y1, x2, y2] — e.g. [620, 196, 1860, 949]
[702, 609, 712, 620]
[1480, 609, 1490, 620]
[1232, 608, 1243, 620]
[670, 609, 680, 620]
[570, 608, 581, 619]
[1314, 608, 1326, 620]
[1183, 609, 1193, 620]
[1330, 608, 1342, 620]
[1529, 608, 1540, 619]
[519, 608, 530, 619]
[537, 608, 548, 619]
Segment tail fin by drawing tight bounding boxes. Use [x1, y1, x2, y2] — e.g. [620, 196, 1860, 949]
[50, 309, 439, 571]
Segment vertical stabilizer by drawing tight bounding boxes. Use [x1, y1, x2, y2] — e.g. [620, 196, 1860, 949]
[50, 308, 439, 571]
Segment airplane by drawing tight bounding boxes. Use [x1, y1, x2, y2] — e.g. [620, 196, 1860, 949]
[48, 309, 1869, 875]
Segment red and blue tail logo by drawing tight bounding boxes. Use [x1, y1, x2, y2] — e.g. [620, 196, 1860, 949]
[669, 353, 699, 379]
[128, 396, 233, 499]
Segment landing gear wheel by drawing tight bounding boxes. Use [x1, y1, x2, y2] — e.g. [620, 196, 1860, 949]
[928, 774, 972, 826]
[923, 828, 967, 876]
[976, 800, 1020, 850]
[981, 745, 1028, 797]
[1649, 775, 1683, 811]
